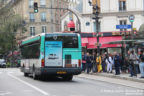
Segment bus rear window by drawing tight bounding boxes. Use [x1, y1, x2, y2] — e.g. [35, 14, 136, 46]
[45, 35, 78, 48]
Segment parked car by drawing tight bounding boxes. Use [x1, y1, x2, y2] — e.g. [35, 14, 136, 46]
[0, 59, 6, 68]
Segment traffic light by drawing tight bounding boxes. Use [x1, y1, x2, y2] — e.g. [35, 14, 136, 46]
[34, 2, 38, 13]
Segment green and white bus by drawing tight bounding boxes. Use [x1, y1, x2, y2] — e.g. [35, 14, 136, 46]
[20, 33, 82, 80]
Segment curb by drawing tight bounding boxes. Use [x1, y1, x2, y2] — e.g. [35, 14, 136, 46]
[82, 73, 144, 83]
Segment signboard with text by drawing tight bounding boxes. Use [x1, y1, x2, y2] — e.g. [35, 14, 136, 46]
[116, 25, 132, 29]
[45, 41, 63, 67]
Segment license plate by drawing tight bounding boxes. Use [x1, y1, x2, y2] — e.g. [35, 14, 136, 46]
[57, 71, 67, 74]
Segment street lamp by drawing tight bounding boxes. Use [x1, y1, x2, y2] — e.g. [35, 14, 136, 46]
[88, 0, 100, 56]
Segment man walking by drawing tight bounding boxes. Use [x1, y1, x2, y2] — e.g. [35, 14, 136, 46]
[129, 51, 137, 77]
[92, 52, 97, 73]
[139, 51, 144, 78]
[86, 52, 92, 74]
[113, 52, 120, 75]
[82, 52, 86, 72]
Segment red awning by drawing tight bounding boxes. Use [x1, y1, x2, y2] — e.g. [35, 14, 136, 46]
[86, 36, 122, 49]
[100, 36, 122, 44]
[88, 37, 97, 45]
[81, 38, 88, 47]
[67, 21, 75, 28]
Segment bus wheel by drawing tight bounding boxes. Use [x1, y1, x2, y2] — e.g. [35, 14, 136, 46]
[63, 75, 73, 81]
[33, 71, 39, 80]
[24, 73, 28, 77]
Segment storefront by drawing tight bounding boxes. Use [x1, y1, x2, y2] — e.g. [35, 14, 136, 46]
[81, 33, 123, 54]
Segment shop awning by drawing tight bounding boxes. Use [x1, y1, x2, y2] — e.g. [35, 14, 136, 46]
[86, 36, 122, 49]
[81, 38, 88, 47]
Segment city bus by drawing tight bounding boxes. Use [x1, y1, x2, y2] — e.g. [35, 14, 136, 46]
[20, 33, 82, 80]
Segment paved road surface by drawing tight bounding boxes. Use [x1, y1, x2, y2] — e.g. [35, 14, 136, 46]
[0, 68, 143, 96]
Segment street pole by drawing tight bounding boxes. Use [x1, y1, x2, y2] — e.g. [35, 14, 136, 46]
[88, 0, 100, 56]
[95, 0, 100, 56]
[124, 31, 127, 57]
[129, 15, 135, 51]
[131, 22, 134, 51]
[95, 10, 100, 56]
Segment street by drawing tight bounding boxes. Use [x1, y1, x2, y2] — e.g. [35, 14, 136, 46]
[0, 68, 143, 96]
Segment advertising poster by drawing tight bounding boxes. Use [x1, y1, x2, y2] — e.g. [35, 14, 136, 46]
[45, 41, 62, 67]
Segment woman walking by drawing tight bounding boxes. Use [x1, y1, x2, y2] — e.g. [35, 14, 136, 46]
[105, 54, 113, 73]
[96, 53, 102, 72]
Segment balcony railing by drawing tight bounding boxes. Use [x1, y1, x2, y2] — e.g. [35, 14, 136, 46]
[41, 19, 46, 22]
[29, 5, 33, 8]
[30, 19, 35, 22]
[40, 5, 46, 8]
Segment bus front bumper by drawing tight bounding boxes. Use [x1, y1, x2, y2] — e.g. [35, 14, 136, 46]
[39, 67, 82, 75]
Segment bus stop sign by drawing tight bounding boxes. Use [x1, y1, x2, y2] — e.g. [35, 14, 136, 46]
[129, 15, 135, 22]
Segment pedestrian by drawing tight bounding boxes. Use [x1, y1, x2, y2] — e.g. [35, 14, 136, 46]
[139, 51, 144, 78]
[92, 52, 97, 73]
[86, 52, 92, 74]
[105, 54, 113, 73]
[129, 51, 137, 77]
[123, 57, 129, 73]
[119, 53, 124, 73]
[113, 52, 120, 75]
[96, 53, 102, 73]
[82, 52, 86, 72]
[101, 53, 107, 72]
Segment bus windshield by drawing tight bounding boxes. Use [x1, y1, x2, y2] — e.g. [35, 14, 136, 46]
[45, 34, 78, 48]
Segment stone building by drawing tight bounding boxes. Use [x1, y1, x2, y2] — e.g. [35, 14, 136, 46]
[0, 0, 69, 41]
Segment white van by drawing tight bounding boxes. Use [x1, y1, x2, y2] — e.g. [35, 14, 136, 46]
[0, 59, 6, 68]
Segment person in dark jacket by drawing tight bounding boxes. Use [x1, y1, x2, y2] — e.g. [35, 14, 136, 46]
[82, 52, 86, 72]
[101, 53, 107, 72]
[113, 52, 120, 75]
[129, 51, 137, 77]
[86, 52, 92, 74]
[92, 52, 97, 73]
[139, 51, 144, 78]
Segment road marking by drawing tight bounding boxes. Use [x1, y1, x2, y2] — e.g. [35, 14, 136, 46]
[8, 73, 50, 96]
[0, 91, 12, 96]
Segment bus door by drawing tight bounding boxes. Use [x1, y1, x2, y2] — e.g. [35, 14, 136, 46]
[45, 41, 63, 67]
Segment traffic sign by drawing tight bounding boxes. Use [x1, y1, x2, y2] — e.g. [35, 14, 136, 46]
[116, 25, 132, 29]
[129, 15, 135, 22]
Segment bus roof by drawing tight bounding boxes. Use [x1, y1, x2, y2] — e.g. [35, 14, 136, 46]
[21, 33, 79, 45]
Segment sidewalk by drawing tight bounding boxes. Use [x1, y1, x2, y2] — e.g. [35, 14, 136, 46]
[82, 71, 144, 83]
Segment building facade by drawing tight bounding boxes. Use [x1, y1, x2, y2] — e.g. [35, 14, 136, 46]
[101, 0, 144, 32]
[61, 0, 144, 33]
[61, 0, 100, 33]
[0, 0, 69, 41]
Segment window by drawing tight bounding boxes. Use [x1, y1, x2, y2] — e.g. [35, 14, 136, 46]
[42, 26, 47, 33]
[29, 13, 35, 22]
[41, 12, 46, 22]
[64, 21, 68, 31]
[21, 42, 40, 59]
[93, 22, 101, 32]
[45, 35, 78, 48]
[30, 27, 35, 36]
[40, 0, 46, 7]
[120, 20, 127, 32]
[29, 0, 34, 8]
[65, 55, 71, 65]
[119, 0, 126, 11]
